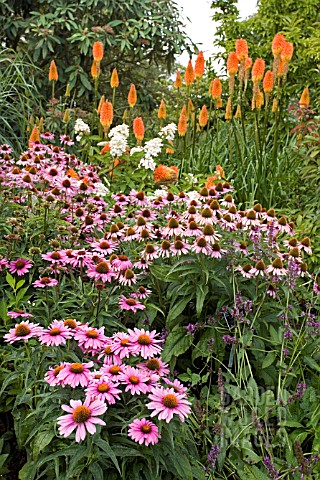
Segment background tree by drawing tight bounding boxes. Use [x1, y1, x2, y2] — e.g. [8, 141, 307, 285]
[0, 0, 193, 106]
[210, 0, 320, 100]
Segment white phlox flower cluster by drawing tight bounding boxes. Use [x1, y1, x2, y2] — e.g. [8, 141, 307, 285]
[130, 146, 144, 156]
[95, 182, 110, 197]
[186, 173, 198, 184]
[158, 123, 177, 142]
[108, 124, 129, 158]
[186, 190, 200, 201]
[74, 119, 90, 141]
[139, 157, 157, 171]
[138, 138, 163, 171]
[147, 188, 168, 200]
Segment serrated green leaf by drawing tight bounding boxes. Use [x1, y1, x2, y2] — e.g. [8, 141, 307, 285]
[166, 295, 192, 329]
[262, 351, 277, 369]
[162, 327, 193, 362]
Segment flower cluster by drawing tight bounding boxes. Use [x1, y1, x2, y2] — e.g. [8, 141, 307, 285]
[108, 124, 129, 157]
[74, 118, 90, 142]
[5, 322, 191, 444]
[0, 142, 315, 307]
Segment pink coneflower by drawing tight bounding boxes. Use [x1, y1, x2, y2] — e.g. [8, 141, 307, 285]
[42, 251, 66, 264]
[56, 176, 78, 196]
[210, 242, 227, 259]
[60, 134, 74, 146]
[313, 281, 320, 295]
[220, 215, 237, 231]
[91, 240, 118, 255]
[138, 358, 170, 377]
[8, 258, 33, 276]
[299, 237, 312, 255]
[243, 210, 260, 228]
[68, 250, 94, 268]
[57, 361, 94, 388]
[85, 377, 121, 404]
[44, 364, 66, 386]
[162, 218, 183, 237]
[33, 276, 58, 288]
[40, 320, 73, 346]
[57, 397, 106, 443]
[251, 260, 267, 277]
[133, 258, 150, 270]
[202, 224, 221, 244]
[158, 240, 172, 258]
[147, 387, 191, 423]
[119, 295, 145, 312]
[184, 221, 204, 237]
[266, 284, 278, 298]
[191, 237, 212, 255]
[111, 332, 135, 359]
[112, 255, 133, 271]
[170, 239, 189, 256]
[0, 259, 8, 271]
[86, 261, 116, 283]
[4, 320, 43, 343]
[276, 216, 291, 234]
[235, 264, 254, 279]
[98, 345, 122, 365]
[136, 208, 158, 221]
[7, 310, 33, 318]
[0, 144, 12, 154]
[119, 366, 149, 395]
[143, 243, 159, 261]
[100, 364, 126, 381]
[197, 207, 215, 225]
[145, 372, 161, 392]
[129, 190, 149, 206]
[266, 258, 287, 276]
[118, 268, 137, 286]
[131, 286, 152, 300]
[74, 325, 107, 354]
[128, 418, 160, 446]
[163, 378, 188, 394]
[220, 195, 235, 209]
[127, 328, 162, 359]
[41, 132, 55, 140]
[234, 241, 248, 255]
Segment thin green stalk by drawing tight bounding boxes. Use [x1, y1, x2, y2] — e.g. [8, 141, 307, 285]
[191, 82, 199, 159]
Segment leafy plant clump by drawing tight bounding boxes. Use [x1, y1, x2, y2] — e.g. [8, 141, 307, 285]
[0, 140, 319, 479]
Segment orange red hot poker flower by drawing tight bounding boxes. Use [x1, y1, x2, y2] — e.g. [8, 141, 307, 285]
[178, 107, 188, 137]
[272, 33, 286, 57]
[100, 101, 113, 130]
[133, 117, 145, 143]
[158, 100, 166, 120]
[199, 105, 208, 128]
[299, 87, 310, 109]
[211, 78, 222, 99]
[195, 51, 205, 79]
[110, 68, 119, 88]
[128, 84, 137, 108]
[91, 60, 100, 79]
[281, 42, 294, 63]
[235, 39, 248, 62]
[29, 126, 40, 146]
[263, 71, 274, 94]
[227, 52, 238, 75]
[49, 60, 58, 82]
[174, 71, 182, 89]
[252, 58, 265, 83]
[92, 41, 104, 62]
[185, 60, 195, 86]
